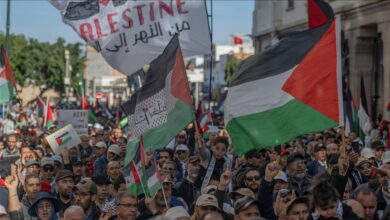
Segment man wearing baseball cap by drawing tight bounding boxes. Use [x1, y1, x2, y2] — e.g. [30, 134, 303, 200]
[94, 141, 108, 176]
[307, 144, 327, 176]
[73, 178, 101, 220]
[55, 169, 74, 211]
[192, 194, 220, 220]
[234, 196, 263, 220]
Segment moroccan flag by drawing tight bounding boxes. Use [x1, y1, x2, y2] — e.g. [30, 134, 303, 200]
[233, 36, 243, 45]
[358, 75, 372, 137]
[0, 45, 16, 105]
[224, 0, 343, 154]
[127, 35, 194, 151]
[45, 97, 54, 129]
[37, 96, 45, 117]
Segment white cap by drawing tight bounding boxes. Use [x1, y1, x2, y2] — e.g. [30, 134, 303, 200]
[176, 144, 189, 152]
[274, 171, 288, 182]
[52, 155, 63, 164]
[0, 205, 6, 214]
[95, 141, 107, 149]
[108, 144, 120, 155]
[164, 206, 190, 219]
[360, 148, 375, 160]
[93, 123, 103, 129]
[382, 151, 390, 164]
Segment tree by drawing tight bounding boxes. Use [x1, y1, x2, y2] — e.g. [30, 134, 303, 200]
[0, 33, 86, 95]
[225, 59, 240, 83]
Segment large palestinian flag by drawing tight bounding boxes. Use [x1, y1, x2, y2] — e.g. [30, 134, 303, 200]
[0, 45, 16, 105]
[127, 35, 194, 151]
[225, 0, 344, 155]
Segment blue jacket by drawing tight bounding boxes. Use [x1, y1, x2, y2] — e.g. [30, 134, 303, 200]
[94, 156, 108, 176]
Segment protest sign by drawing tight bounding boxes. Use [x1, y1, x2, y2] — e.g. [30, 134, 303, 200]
[46, 124, 81, 155]
[58, 109, 89, 136]
[50, 0, 211, 75]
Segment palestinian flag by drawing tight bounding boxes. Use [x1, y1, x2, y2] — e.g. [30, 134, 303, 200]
[127, 35, 194, 151]
[45, 97, 54, 129]
[146, 161, 164, 198]
[0, 45, 16, 105]
[124, 137, 148, 196]
[344, 85, 357, 136]
[224, 0, 344, 154]
[358, 75, 372, 136]
[37, 96, 45, 117]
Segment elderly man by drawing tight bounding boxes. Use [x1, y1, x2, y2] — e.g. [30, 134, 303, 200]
[355, 187, 380, 220]
[109, 192, 137, 220]
[106, 161, 121, 183]
[63, 205, 87, 220]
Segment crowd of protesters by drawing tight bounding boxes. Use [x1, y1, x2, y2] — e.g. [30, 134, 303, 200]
[0, 101, 389, 220]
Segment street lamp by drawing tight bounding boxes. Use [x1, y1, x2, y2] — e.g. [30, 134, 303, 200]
[64, 50, 70, 97]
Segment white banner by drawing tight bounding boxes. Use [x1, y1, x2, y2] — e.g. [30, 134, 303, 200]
[58, 110, 89, 136]
[46, 124, 81, 155]
[50, 0, 211, 75]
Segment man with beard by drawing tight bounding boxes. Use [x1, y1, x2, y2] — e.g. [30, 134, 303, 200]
[175, 156, 201, 206]
[242, 168, 261, 197]
[55, 169, 74, 212]
[73, 178, 100, 220]
[286, 152, 311, 196]
[21, 174, 41, 220]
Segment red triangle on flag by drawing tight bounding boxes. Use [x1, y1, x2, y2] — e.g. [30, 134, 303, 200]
[282, 20, 340, 123]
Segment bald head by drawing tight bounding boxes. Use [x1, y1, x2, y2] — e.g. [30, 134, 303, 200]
[344, 199, 364, 219]
[64, 205, 86, 220]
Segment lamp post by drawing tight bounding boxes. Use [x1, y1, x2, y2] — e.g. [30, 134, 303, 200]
[64, 50, 70, 98]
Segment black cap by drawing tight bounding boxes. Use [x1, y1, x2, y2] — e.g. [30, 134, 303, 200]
[92, 176, 111, 185]
[234, 196, 260, 214]
[70, 157, 84, 165]
[372, 141, 385, 150]
[313, 144, 326, 153]
[287, 152, 305, 165]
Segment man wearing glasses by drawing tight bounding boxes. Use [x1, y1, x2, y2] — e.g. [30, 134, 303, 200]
[109, 192, 138, 220]
[242, 168, 261, 196]
[3, 134, 19, 157]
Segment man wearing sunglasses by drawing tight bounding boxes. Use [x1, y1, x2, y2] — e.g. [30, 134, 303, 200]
[40, 157, 55, 188]
[243, 168, 261, 196]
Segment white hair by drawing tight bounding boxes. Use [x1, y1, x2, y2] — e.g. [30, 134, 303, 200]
[64, 205, 86, 220]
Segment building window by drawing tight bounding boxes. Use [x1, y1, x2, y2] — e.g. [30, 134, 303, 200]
[287, 0, 294, 11]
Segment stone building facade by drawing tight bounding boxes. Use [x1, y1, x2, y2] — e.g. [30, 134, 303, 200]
[252, 0, 390, 121]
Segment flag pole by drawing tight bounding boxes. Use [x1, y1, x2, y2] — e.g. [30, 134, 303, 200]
[161, 185, 169, 209]
[44, 97, 49, 128]
[206, 0, 214, 111]
[341, 126, 346, 158]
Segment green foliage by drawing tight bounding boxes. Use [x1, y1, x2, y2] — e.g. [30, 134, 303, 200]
[0, 33, 85, 93]
[225, 59, 240, 83]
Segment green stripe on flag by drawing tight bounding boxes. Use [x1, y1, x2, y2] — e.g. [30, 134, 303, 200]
[227, 99, 338, 155]
[0, 82, 15, 104]
[143, 100, 194, 151]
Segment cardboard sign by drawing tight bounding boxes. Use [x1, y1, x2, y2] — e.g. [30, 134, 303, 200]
[46, 124, 81, 155]
[58, 110, 88, 136]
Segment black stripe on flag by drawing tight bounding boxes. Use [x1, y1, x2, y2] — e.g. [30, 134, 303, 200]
[229, 0, 334, 87]
[360, 76, 369, 113]
[137, 35, 180, 103]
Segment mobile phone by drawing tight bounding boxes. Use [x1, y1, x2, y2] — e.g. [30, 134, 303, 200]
[351, 142, 360, 153]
